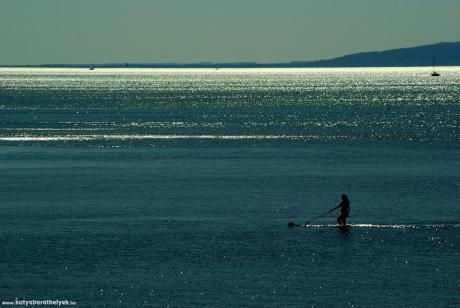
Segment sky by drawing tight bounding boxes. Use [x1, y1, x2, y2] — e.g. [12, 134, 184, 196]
[1, 0, 459, 65]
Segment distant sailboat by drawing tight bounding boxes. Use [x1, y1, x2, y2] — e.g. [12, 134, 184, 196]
[431, 53, 440, 76]
[89, 65, 95, 71]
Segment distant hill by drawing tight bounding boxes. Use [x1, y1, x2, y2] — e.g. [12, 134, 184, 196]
[296, 42, 460, 67]
[2, 42, 460, 68]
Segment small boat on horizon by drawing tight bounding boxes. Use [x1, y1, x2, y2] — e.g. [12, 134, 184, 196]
[89, 65, 95, 70]
[431, 53, 440, 76]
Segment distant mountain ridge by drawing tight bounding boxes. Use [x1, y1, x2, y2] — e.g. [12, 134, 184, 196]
[299, 42, 460, 67]
[2, 42, 460, 68]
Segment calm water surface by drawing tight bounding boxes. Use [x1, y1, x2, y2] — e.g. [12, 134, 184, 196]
[0, 68, 459, 306]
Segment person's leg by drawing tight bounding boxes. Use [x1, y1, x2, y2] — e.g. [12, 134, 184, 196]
[337, 215, 344, 226]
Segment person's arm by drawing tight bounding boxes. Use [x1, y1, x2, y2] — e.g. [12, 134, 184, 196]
[329, 203, 341, 212]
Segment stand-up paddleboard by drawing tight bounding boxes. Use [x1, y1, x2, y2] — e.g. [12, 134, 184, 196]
[288, 222, 351, 232]
[338, 224, 351, 233]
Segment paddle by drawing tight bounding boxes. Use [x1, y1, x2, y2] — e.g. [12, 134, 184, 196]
[288, 209, 332, 227]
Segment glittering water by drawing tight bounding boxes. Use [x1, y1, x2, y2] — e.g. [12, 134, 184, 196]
[1, 67, 459, 145]
[0, 68, 459, 306]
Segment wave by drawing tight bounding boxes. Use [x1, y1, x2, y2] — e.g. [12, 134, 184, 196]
[304, 223, 459, 229]
[0, 134, 311, 141]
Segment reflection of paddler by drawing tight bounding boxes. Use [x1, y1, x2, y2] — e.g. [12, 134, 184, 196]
[329, 194, 350, 227]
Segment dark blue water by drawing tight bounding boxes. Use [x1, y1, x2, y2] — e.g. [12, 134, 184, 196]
[0, 68, 459, 307]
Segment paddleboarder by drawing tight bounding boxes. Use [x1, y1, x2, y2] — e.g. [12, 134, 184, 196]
[329, 194, 350, 226]
[288, 194, 351, 228]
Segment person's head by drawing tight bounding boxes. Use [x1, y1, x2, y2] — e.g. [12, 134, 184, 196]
[341, 194, 349, 201]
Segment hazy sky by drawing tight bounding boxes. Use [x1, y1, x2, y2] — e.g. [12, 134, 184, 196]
[1, 0, 459, 65]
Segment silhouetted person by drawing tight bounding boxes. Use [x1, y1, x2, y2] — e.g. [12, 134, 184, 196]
[329, 194, 350, 226]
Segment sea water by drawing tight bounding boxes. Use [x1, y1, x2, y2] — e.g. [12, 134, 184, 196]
[0, 67, 459, 307]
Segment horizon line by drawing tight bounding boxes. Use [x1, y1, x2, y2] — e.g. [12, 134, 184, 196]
[1, 41, 458, 68]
